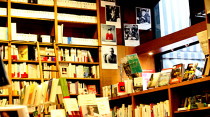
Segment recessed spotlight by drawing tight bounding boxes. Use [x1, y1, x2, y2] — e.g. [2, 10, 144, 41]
[148, 52, 153, 55]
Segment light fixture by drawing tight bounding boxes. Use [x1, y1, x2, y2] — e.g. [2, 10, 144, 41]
[148, 52, 153, 55]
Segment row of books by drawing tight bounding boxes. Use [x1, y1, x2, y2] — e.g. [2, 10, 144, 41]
[61, 37, 98, 46]
[0, 89, 9, 95]
[0, 8, 6, 16]
[0, 99, 8, 106]
[19, 78, 59, 105]
[111, 104, 132, 117]
[134, 100, 170, 117]
[178, 94, 210, 111]
[11, 8, 97, 23]
[43, 63, 57, 79]
[12, 63, 40, 78]
[102, 79, 133, 99]
[12, 81, 38, 95]
[60, 63, 99, 78]
[11, 0, 96, 10]
[57, 0, 96, 10]
[58, 48, 94, 62]
[66, 81, 97, 95]
[13, 98, 20, 105]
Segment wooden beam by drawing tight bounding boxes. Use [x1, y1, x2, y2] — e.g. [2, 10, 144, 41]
[136, 21, 207, 55]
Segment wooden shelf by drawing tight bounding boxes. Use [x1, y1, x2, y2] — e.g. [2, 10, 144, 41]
[0, 95, 9, 97]
[11, 41, 53, 46]
[42, 61, 56, 63]
[12, 95, 20, 97]
[11, 1, 54, 7]
[3, 59, 8, 62]
[66, 78, 100, 80]
[12, 78, 41, 81]
[109, 77, 210, 101]
[133, 85, 169, 96]
[57, 5, 96, 11]
[59, 61, 99, 65]
[70, 94, 100, 96]
[0, 40, 9, 43]
[169, 77, 210, 89]
[110, 94, 132, 101]
[57, 44, 99, 48]
[58, 20, 97, 28]
[11, 16, 54, 21]
[12, 60, 38, 63]
[174, 106, 210, 113]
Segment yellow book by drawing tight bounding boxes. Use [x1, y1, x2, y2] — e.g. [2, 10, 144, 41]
[18, 45, 28, 60]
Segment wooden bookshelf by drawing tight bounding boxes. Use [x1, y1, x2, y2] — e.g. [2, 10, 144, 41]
[57, 44, 99, 49]
[57, 6, 97, 11]
[12, 78, 41, 81]
[59, 61, 99, 65]
[11, 1, 54, 7]
[3, 59, 8, 62]
[12, 60, 39, 63]
[66, 78, 100, 81]
[174, 106, 210, 113]
[11, 16, 54, 21]
[0, 95, 9, 97]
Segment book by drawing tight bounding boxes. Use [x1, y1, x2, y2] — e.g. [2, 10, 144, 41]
[126, 54, 142, 74]
[59, 78, 70, 98]
[0, 56, 10, 88]
[170, 64, 185, 84]
[158, 68, 172, 87]
[118, 82, 125, 96]
[60, 63, 69, 78]
[147, 72, 160, 89]
[63, 98, 79, 115]
[183, 63, 198, 81]
[96, 97, 110, 116]
[0, 27, 7, 40]
[51, 109, 66, 117]
[87, 85, 97, 94]
[134, 77, 143, 92]
[49, 79, 59, 102]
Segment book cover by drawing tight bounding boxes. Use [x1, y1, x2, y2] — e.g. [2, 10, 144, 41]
[18, 45, 28, 60]
[59, 78, 70, 98]
[170, 64, 184, 84]
[60, 63, 68, 78]
[96, 97, 111, 116]
[87, 85, 97, 94]
[49, 79, 59, 102]
[126, 54, 142, 74]
[134, 77, 143, 92]
[183, 63, 198, 81]
[147, 72, 161, 89]
[45, 79, 53, 102]
[118, 82, 125, 95]
[80, 105, 99, 117]
[158, 68, 172, 87]
[83, 66, 90, 78]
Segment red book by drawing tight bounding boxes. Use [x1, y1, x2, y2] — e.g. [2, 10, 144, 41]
[118, 82, 125, 93]
[87, 85, 97, 94]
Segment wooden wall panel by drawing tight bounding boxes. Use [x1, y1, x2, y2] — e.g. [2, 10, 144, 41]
[101, 46, 155, 87]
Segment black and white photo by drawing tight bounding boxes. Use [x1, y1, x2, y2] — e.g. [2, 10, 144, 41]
[102, 46, 118, 69]
[106, 5, 121, 28]
[124, 24, 140, 47]
[136, 7, 151, 30]
[101, 24, 117, 45]
[101, 0, 115, 7]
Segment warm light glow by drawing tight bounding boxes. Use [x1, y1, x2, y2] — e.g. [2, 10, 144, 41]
[148, 52, 153, 55]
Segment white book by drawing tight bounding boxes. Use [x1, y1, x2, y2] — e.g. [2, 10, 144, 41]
[70, 83, 76, 94]
[34, 85, 42, 106]
[0, 27, 7, 40]
[58, 24, 63, 43]
[63, 98, 79, 114]
[49, 79, 59, 102]
[23, 85, 31, 105]
[51, 109, 66, 117]
[11, 23, 17, 40]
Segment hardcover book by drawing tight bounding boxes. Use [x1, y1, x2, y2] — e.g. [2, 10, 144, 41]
[158, 68, 172, 87]
[183, 63, 198, 81]
[87, 85, 97, 94]
[18, 45, 28, 60]
[170, 64, 184, 84]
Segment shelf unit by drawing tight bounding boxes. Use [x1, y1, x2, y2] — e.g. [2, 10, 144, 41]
[0, 0, 102, 104]
[109, 77, 210, 117]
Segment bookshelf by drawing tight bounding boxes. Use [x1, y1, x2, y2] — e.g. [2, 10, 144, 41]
[0, 0, 102, 105]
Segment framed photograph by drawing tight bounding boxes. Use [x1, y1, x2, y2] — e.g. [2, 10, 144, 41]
[106, 5, 121, 28]
[81, 105, 99, 117]
[136, 7, 151, 30]
[101, 24, 117, 45]
[102, 46, 118, 69]
[101, 0, 115, 7]
[124, 24, 140, 47]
